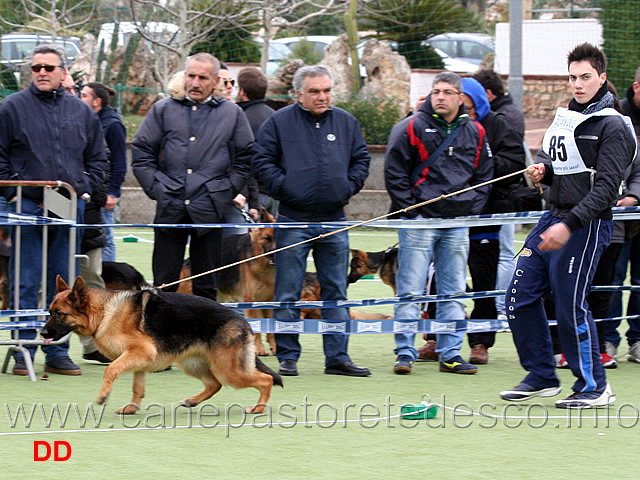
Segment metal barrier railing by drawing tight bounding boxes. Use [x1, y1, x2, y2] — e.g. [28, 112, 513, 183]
[0, 180, 77, 381]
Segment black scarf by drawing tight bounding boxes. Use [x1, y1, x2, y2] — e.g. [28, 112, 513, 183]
[568, 81, 615, 114]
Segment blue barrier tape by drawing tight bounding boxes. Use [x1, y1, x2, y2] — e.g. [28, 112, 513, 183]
[243, 315, 640, 334]
[0, 309, 50, 318]
[74, 206, 640, 230]
[0, 212, 73, 226]
[0, 320, 46, 331]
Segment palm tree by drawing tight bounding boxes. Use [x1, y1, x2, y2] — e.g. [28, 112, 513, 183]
[359, 0, 486, 68]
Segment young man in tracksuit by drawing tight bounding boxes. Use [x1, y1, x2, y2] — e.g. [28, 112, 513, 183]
[500, 43, 637, 408]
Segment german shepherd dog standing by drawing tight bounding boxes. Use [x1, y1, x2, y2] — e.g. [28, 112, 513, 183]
[348, 247, 398, 294]
[42, 276, 283, 415]
[177, 208, 278, 356]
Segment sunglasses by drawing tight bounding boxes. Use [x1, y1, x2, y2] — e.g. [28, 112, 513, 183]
[223, 79, 235, 87]
[31, 64, 62, 73]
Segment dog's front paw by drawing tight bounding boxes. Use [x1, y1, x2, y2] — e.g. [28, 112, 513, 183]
[96, 394, 109, 405]
[245, 404, 267, 414]
[116, 403, 140, 415]
[179, 399, 197, 408]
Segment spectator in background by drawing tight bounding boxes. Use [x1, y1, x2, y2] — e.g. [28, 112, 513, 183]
[605, 66, 640, 364]
[472, 69, 527, 322]
[132, 53, 252, 301]
[80, 82, 127, 262]
[236, 67, 276, 218]
[385, 71, 493, 375]
[461, 77, 526, 365]
[215, 62, 235, 101]
[0, 44, 107, 375]
[61, 75, 112, 365]
[253, 65, 371, 377]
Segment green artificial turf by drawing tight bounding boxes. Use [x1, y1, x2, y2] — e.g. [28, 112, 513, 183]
[1, 225, 638, 479]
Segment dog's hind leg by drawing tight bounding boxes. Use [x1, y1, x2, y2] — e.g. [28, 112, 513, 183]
[254, 333, 269, 357]
[116, 371, 147, 415]
[266, 333, 277, 355]
[178, 357, 222, 407]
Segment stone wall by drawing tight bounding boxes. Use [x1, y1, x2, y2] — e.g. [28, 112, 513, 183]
[515, 75, 572, 120]
[120, 145, 391, 223]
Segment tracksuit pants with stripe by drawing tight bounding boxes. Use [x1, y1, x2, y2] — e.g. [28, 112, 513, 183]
[507, 212, 611, 393]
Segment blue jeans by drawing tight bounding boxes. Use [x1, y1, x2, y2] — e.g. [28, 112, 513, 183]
[606, 236, 640, 347]
[101, 207, 117, 262]
[394, 225, 469, 362]
[273, 215, 350, 367]
[495, 223, 515, 315]
[10, 198, 84, 362]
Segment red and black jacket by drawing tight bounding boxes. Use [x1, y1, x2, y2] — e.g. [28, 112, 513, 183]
[385, 97, 493, 219]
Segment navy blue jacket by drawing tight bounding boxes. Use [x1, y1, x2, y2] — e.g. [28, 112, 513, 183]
[98, 105, 127, 198]
[252, 103, 371, 221]
[0, 83, 107, 202]
[132, 96, 253, 224]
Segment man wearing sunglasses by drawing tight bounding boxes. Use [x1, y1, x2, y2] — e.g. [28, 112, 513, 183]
[0, 44, 107, 376]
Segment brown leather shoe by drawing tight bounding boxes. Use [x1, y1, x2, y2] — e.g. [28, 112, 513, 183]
[417, 340, 438, 362]
[44, 357, 83, 376]
[469, 344, 488, 365]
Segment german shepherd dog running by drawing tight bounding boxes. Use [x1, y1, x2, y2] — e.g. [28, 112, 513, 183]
[42, 276, 283, 415]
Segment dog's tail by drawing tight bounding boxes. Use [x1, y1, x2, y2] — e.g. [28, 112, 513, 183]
[256, 356, 283, 387]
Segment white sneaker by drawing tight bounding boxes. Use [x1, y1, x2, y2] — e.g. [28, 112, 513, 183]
[604, 341, 618, 360]
[555, 382, 615, 409]
[628, 342, 640, 363]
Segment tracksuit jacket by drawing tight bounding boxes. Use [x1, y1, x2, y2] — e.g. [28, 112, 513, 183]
[384, 95, 493, 219]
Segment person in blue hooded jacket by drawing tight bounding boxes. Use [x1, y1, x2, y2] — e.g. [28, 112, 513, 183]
[461, 77, 526, 365]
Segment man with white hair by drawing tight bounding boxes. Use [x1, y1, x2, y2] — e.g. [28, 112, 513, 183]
[253, 65, 371, 377]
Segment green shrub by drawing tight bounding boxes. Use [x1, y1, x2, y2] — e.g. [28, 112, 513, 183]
[334, 97, 403, 145]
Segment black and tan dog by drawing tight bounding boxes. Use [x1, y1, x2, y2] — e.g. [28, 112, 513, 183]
[42, 276, 283, 415]
[178, 208, 278, 356]
[348, 247, 398, 294]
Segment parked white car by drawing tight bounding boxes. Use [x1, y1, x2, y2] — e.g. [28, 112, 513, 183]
[423, 32, 494, 69]
[1, 33, 81, 70]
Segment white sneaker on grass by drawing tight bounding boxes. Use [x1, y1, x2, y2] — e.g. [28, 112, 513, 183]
[555, 383, 615, 409]
[628, 341, 640, 363]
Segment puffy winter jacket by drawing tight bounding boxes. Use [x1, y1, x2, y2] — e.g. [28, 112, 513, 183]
[0, 83, 107, 202]
[540, 83, 637, 232]
[132, 95, 253, 224]
[252, 103, 370, 222]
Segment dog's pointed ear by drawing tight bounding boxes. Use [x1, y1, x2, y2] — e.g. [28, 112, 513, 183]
[260, 207, 275, 224]
[69, 276, 88, 308]
[350, 249, 364, 259]
[56, 275, 70, 292]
